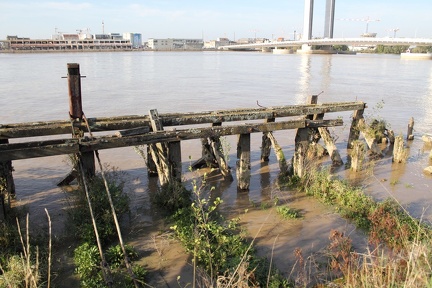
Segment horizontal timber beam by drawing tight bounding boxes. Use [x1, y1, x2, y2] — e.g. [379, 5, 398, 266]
[0, 102, 364, 139]
[0, 119, 342, 161]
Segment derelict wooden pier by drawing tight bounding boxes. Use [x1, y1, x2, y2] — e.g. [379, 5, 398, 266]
[0, 63, 370, 218]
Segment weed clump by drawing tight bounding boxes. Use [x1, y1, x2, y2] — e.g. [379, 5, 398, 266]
[150, 180, 192, 212]
[74, 242, 146, 288]
[66, 169, 130, 244]
[66, 168, 147, 287]
[276, 205, 302, 219]
[170, 179, 289, 287]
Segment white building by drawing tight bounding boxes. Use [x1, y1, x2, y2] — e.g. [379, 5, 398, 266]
[148, 38, 203, 50]
[203, 37, 232, 49]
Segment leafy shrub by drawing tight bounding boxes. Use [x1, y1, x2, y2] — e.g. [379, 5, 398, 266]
[74, 243, 146, 288]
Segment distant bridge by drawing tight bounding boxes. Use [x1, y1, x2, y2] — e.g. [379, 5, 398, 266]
[221, 37, 432, 50]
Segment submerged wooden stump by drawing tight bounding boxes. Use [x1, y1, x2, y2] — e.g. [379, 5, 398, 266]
[350, 140, 365, 172]
[236, 134, 251, 191]
[393, 135, 408, 163]
[407, 117, 414, 140]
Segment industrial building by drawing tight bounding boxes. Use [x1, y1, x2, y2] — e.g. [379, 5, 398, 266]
[148, 38, 204, 50]
[1, 32, 143, 51]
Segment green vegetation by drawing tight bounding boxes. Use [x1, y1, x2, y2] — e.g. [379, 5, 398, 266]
[150, 178, 290, 287]
[276, 205, 302, 219]
[374, 45, 409, 54]
[297, 165, 432, 287]
[67, 169, 147, 287]
[0, 213, 49, 287]
[74, 242, 146, 288]
[66, 169, 130, 244]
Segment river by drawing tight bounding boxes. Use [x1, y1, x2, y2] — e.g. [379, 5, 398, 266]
[1, 51, 431, 285]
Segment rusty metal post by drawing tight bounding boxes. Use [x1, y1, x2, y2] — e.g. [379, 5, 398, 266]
[67, 63, 83, 120]
[67, 63, 95, 180]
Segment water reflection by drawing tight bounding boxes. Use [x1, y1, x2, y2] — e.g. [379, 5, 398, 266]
[320, 56, 332, 97]
[296, 55, 311, 103]
[296, 55, 333, 103]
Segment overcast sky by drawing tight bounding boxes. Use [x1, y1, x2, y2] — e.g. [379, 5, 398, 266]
[1, 0, 431, 41]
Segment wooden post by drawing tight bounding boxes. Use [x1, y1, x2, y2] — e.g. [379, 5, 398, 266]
[407, 117, 414, 140]
[208, 123, 233, 181]
[387, 129, 395, 144]
[393, 135, 408, 163]
[146, 145, 158, 176]
[0, 139, 15, 197]
[293, 94, 317, 177]
[209, 136, 233, 181]
[293, 130, 309, 177]
[0, 194, 4, 221]
[148, 109, 172, 186]
[318, 128, 343, 165]
[261, 118, 275, 162]
[309, 94, 343, 166]
[168, 141, 182, 182]
[191, 138, 218, 169]
[347, 106, 382, 156]
[236, 133, 251, 191]
[350, 140, 365, 172]
[347, 109, 365, 149]
[267, 132, 289, 175]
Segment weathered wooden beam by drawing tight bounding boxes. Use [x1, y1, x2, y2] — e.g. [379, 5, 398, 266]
[0, 102, 364, 139]
[161, 102, 366, 126]
[236, 134, 251, 191]
[115, 127, 150, 137]
[0, 119, 343, 162]
[1, 139, 79, 161]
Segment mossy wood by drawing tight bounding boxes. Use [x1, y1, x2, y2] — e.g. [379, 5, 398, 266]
[0, 102, 365, 139]
[0, 119, 343, 161]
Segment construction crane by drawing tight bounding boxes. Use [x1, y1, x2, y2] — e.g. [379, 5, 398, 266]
[338, 16, 381, 37]
[388, 28, 400, 38]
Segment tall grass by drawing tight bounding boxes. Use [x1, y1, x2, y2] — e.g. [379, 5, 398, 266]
[0, 212, 52, 287]
[300, 165, 432, 287]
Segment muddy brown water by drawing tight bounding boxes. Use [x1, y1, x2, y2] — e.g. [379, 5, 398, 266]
[2, 51, 431, 286]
